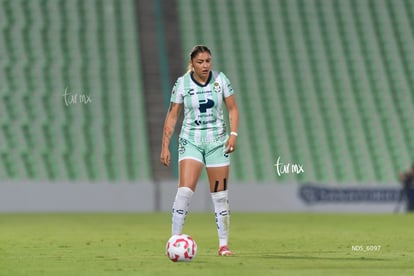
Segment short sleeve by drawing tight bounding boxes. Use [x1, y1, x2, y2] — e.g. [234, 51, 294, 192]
[221, 73, 234, 98]
[170, 78, 184, 103]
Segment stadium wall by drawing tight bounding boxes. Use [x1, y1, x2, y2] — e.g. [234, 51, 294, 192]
[0, 181, 404, 213]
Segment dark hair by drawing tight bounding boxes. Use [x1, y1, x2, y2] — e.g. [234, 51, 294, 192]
[187, 45, 212, 72]
[189, 45, 211, 59]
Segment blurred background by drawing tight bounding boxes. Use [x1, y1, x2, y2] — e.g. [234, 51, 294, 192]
[0, 0, 413, 212]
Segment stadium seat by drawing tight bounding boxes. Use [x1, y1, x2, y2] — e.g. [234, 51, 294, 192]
[0, 0, 151, 181]
[177, 0, 414, 184]
[3, 0, 412, 185]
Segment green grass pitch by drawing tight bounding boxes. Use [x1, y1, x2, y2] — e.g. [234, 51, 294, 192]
[1, 213, 414, 275]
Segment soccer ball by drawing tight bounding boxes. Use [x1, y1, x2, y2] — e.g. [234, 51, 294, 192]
[166, 234, 197, 262]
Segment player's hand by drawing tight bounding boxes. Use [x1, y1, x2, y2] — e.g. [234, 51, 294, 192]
[225, 135, 237, 154]
[160, 148, 171, 166]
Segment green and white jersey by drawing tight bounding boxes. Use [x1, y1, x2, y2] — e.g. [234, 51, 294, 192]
[170, 70, 234, 144]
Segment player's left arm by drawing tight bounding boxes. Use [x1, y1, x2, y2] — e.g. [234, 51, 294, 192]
[224, 95, 239, 153]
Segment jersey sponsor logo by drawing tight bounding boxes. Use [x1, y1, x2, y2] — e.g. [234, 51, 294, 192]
[198, 99, 215, 113]
[194, 119, 217, 126]
[187, 89, 212, 95]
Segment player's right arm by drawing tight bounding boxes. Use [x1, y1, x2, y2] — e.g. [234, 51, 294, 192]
[160, 102, 183, 166]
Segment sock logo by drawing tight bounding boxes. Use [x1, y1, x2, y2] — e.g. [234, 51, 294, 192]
[218, 210, 229, 216]
[215, 210, 230, 230]
[173, 208, 185, 215]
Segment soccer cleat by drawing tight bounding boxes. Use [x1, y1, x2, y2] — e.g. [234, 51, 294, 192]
[218, 245, 233, 256]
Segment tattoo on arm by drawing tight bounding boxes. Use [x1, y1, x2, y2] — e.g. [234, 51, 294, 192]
[162, 102, 181, 147]
[163, 126, 173, 147]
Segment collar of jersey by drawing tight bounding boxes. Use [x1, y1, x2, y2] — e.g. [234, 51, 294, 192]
[190, 71, 212, 87]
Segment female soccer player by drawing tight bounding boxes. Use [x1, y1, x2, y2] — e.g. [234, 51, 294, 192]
[160, 45, 239, 256]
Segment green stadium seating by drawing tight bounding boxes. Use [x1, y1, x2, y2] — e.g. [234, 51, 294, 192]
[3, 0, 411, 185]
[0, 0, 151, 181]
[177, 0, 414, 184]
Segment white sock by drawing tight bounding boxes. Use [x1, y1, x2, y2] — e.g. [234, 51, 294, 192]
[171, 187, 194, 235]
[211, 190, 230, 247]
